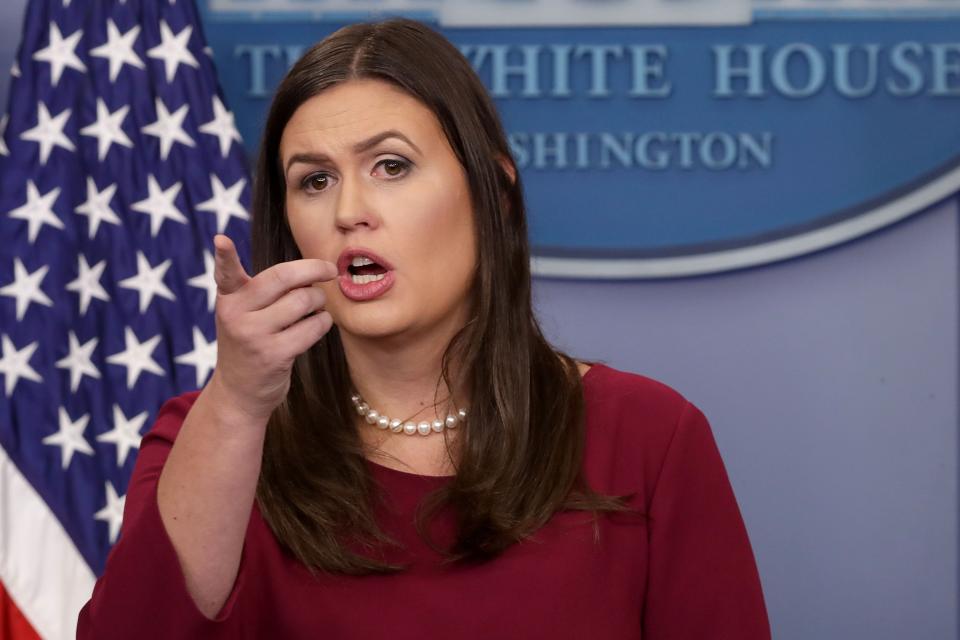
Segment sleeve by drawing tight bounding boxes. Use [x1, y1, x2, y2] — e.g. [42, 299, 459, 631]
[641, 401, 771, 640]
[76, 393, 248, 640]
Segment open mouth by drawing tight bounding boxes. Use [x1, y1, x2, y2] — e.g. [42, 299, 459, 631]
[347, 257, 389, 284]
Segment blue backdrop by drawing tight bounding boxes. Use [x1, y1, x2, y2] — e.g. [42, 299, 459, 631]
[0, 2, 956, 639]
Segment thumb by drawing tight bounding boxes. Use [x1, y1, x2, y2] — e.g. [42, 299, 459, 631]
[213, 234, 251, 295]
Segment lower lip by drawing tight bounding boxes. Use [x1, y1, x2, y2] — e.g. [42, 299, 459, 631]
[338, 271, 395, 301]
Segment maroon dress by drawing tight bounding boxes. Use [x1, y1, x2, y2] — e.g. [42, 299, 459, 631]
[77, 363, 771, 639]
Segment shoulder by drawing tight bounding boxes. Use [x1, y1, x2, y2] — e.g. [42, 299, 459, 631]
[580, 363, 702, 498]
[582, 362, 690, 423]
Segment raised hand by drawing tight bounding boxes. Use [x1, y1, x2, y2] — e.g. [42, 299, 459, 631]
[207, 234, 337, 422]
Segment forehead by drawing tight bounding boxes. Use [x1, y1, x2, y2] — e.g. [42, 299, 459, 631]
[279, 79, 443, 156]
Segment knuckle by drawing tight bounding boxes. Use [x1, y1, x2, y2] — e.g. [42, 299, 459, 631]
[294, 289, 313, 315]
[313, 287, 326, 308]
[310, 320, 329, 342]
[267, 266, 287, 291]
[278, 328, 308, 358]
[221, 304, 247, 329]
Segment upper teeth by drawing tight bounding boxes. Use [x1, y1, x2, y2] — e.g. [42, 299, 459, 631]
[351, 256, 375, 267]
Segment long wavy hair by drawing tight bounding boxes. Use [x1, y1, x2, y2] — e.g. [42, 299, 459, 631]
[251, 18, 637, 575]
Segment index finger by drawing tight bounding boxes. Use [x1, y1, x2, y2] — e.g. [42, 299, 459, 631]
[213, 234, 252, 295]
[241, 257, 339, 311]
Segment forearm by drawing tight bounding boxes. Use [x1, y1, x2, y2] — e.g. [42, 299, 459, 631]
[156, 377, 267, 619]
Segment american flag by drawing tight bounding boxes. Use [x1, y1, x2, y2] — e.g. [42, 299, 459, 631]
[0, 1, 251, 638]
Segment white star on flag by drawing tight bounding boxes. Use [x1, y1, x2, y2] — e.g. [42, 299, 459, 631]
[55, 331, 101, 392]
[106, 327, 165, 389]
[32, 22, 86, 86]
[141, 97, 195, 161]
[89, 20, 144, 83]
[198, 96, 242, 157]
[1, 0, 255, 630]
[80, 99, 134, 161]
[66, 255, 111, 316]
[94, 482, 125, 545]
[7, 180, 64, 244]
[175, 327, 217, 388]
[130, 175, 188, 237]
[19, 102, 75, 165]
[147, 21, 199, 83]
[96, 404, 148, 467]
[197, 175, 248, 233]
[0, 258, 54, 321]
[75, 177, 122, 238]
[42, 407, 94, 469]
[0, 114, 8, 156]
[0, 335, 42, 397]
[118, 251, 176, 314]
[187, 251, 217, 313]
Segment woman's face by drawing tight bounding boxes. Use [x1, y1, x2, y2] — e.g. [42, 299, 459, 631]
[279, 79, 477, 343]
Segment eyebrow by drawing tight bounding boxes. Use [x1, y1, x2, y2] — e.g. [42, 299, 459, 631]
[283, 130, 422, 177]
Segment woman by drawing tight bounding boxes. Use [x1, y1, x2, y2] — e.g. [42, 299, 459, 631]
[78, 18, 770, 639]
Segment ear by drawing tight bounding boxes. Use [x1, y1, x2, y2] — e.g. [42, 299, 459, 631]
[497, 153, 517, 186]
[495, 154, 517, 216]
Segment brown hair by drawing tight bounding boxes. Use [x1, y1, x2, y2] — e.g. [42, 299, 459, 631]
[252, 18, 638, 575]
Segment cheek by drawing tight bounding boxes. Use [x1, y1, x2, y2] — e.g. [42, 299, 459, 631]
[411, 182, 476, 289]
[442, 186, 477, 270]
[412, 172, 474, 243]
[286, 202, 330, 257]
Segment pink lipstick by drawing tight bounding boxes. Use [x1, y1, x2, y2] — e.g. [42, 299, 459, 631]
[337, 248, 396, 302]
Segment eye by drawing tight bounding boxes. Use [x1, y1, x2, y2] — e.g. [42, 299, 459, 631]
[300, 172, 333, 193]
[375, 158, 411, 178]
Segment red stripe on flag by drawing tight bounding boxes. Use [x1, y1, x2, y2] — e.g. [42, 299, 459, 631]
[0, 581, 40, 640]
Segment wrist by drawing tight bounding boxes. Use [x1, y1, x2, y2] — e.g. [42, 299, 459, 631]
[202, 372, 275, 430]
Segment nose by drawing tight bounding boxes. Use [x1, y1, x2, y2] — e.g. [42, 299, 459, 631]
[334, 175, 379, 233]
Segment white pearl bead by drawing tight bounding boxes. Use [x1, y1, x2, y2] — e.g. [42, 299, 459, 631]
[352, 391, 467, 436]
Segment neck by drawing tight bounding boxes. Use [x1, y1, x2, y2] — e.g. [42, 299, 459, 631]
[339, 328, 469, 426]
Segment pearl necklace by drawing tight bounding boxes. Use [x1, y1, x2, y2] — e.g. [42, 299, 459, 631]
[351, 392, 467, 436]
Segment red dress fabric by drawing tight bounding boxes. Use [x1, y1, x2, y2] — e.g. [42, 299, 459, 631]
[77, 363, 771, 639]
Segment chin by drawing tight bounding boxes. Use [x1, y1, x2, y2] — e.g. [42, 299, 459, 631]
[334, 311, 409, 341]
